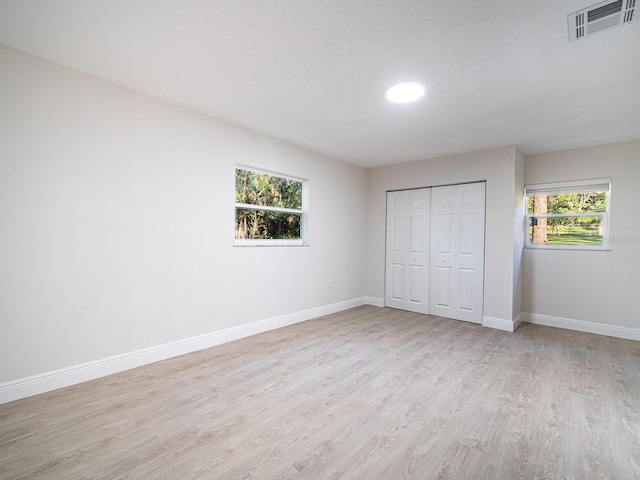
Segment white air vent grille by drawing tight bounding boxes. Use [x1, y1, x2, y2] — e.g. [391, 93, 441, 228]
[624, 0, 637, 22]
[569, 0, 638, 42]
[576, 12, 586, 38]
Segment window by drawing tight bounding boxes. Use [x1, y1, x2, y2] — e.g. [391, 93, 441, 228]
[234, 167, 307, 246]
[525, 178, 610, 250]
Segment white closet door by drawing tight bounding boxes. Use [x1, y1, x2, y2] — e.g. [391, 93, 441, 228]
[429, 182, 485, 323]
[385, 189, 430, 314]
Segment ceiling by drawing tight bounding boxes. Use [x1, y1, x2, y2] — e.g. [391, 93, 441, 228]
[0, 0, 639, 168]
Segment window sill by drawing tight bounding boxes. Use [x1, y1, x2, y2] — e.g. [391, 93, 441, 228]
[234, 239, 309, 247]
[524, 245, 610, 252]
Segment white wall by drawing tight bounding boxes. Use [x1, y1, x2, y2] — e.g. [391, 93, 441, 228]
[523, 140, 640, 331]
[0, 46, 367, 385]
[513, 148, 525, 320]
[365, 146, 522, 327]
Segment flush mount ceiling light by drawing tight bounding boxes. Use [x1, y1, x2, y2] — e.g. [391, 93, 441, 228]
[386, 82, 425, 103]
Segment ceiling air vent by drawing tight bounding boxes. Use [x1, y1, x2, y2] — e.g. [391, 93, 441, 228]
[568, 0, 638, 41]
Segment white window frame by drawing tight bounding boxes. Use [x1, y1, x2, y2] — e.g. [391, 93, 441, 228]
[234, 166, 309, 247]
[524, 178, 611, 251]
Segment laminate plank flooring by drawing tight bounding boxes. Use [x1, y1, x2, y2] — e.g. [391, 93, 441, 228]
[1, 306, 640, 479]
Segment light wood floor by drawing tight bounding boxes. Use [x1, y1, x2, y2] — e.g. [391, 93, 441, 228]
[1, 306, 640, 479]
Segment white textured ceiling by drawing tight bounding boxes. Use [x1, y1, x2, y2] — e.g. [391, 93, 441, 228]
[0, 0, 639, 167]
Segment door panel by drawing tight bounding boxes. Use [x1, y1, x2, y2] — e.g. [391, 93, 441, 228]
[385, 189, 430, 313]
[438, 192, 454, 208]
[436, 214, 454, 255]
[409, 265, 422, 302]
[458, 268, 475, 311]
[459, 214, 475, 254]
[391, 264, 403, 300]
[435, 266, 452, 308]
[410, 215, 424, 253]
[392, 217, 404, 252]
[429, 183, 485, 323]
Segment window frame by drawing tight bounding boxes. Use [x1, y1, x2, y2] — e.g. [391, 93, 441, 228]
[524, 178, 611, 251]
[234, 166, 309, 247]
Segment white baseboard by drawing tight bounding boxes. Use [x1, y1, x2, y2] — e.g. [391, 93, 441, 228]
[482, 315, 518, 332]
[0, 297, 366, 405]
[513, 312, 524, 330]
[365, 296, 384, 308]
[522, 312, 640, 341]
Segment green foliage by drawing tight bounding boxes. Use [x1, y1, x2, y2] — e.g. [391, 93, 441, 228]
[546, 192, 606, 216]
[235, 169, 303, 240]
[527, 191, 607, 215]
[547, 231, 602, 245]
[527, 191, 607, 233]
[529, 225, 603, 245]
[235, 169, 301, 208]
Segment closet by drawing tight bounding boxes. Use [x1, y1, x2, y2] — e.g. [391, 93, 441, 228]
[384, 182, 486, 323]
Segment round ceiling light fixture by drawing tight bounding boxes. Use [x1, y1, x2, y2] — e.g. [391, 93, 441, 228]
[386, 81, 425, 103]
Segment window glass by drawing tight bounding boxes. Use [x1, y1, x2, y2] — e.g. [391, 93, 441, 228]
[235, 208, 301, 240]
[525, 179, 610, 249]
[235, 168, 305, 244]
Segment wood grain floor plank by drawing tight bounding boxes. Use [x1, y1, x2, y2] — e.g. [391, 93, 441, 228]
[1, 306, 640, 479]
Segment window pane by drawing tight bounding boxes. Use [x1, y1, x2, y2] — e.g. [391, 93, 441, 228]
[235, 208, 301, 240]
[527, 192, 607, 215]
[235, 169, 302, 209]
[529, 216, 603, 245]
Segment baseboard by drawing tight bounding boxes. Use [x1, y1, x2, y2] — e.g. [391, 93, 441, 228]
[513, 312, 524, 330]
[483, 315, 517, 332]
[0, 297, 366, 405]
[522, 313, 640, 341]
[365, 296, 384, 308]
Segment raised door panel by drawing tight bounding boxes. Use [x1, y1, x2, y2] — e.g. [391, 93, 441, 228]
[458, 268, 475, 312]
[409, 215, 425, 254]
[435, 214, 454, 255]
[409, 265, 423, 303]
[434, 266, 453, 309]
[390, 264, 404, 301]
[459, 213, 476, 255]
[392, 216, 405, 254]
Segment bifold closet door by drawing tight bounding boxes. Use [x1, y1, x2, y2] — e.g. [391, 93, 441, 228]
[384, 189, 430, 314]
[429, 182, 485, 324]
